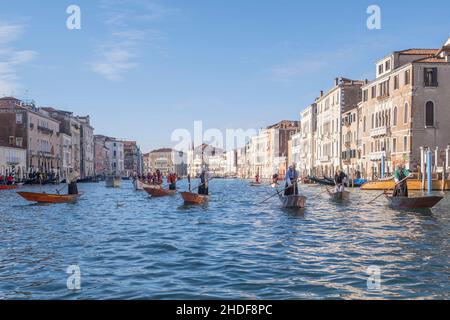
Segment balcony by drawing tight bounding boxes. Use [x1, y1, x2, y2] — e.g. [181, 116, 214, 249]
[370, 151, 390, 161]
[370, 126, 390, 138]
[38, 126, 54, 135]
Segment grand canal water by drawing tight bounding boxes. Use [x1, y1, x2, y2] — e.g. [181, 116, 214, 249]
[0, 179, 448, 300]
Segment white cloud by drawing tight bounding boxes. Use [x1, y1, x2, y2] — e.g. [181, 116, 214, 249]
[91, 0, 170, 81]
[0, 22, 37, 95]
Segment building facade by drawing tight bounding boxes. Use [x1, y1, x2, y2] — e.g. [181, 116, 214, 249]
[315, 78, 364, 177]
[359, 38, 450, 178]
[78, 116, 95, 179]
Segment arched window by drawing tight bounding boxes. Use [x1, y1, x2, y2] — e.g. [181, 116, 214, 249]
[363, 116, 366, 132]
[371, 114, 374, 129]
[393, 107, 398, 126]
[425, 101, 435, 127]
[404, 103, 409, 124]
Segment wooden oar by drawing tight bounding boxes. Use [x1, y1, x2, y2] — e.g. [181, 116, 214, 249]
[367, 175, 411, 204]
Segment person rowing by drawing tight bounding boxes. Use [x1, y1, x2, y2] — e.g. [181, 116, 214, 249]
[167, 172, 177, 191]
[334, 169, 348, 193]
[198, 168, 209, 195]
[67, 169, 79, 195]
[393, 164, 410, 197]
[284, 163, 299, 196]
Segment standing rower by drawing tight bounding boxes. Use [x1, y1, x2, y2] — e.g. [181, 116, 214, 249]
[393, 164, 410, 197]
[285, 164, 299, 196]
[198, 169, 209, 195]
[67, 169, 79, 195]
[334, 169, 348, 193]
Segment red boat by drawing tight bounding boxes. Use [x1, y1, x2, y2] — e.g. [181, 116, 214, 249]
[0, 185, 18, 190]
[17, 191, 82, 204]
[144, 187, 176, 197]
[181, 192, 209, 205]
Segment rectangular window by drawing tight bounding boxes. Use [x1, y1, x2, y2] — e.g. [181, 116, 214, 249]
[9, 136, 14, 145]
[424, 68, 438, 87]
[385, 60, 391, 71]
[16, 113, 23, 124]
[16, 137, 23, 147]
[378, 64, 384, 75]
[363, 89, 368, 102]
[371, 86, 376, 99]
[394, 75, 399, 90]
[403, 136, 408, 152]
[405, 70, 411, 85]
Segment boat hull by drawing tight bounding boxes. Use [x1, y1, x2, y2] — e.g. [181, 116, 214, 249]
[328, 190, 350, 201]
[386, 196, 444, 209]
[144, 187, 176, 197]
[278, 195, 307, 209]
[105, 176, 121, 188]
[0, 185, 18, 190]
[17, 192, 81, 204]
[134, 180, 161, 191]
[181, 192, 209, 205]
[361, 179, 450, 191]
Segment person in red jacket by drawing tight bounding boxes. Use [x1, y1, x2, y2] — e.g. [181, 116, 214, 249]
[168, 172, 177, 190]
[6, 175, 14, 185]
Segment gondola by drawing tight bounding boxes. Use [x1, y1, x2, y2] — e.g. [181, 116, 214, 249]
[385, 195, 443, 209]
[180, 192, 209, 205]
[17, 191, 82, 204]
[309, 176, 336, 186]
[144, 187, 176, 197]
[134, 179, 161, 191]
[326, 188, 350, 201]
[250, 182, 263, 187]
[278, 194, 307, 209]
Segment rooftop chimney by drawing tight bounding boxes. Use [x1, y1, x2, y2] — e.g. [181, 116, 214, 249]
[320, 90, 324, 97]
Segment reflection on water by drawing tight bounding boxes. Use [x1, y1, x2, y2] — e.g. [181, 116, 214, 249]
[0, 180, 449, 299]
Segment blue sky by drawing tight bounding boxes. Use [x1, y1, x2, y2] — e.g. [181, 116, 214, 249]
[1, 0, 449, 152]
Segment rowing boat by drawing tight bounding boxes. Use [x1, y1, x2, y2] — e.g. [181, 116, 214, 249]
[180, 192, 209, 205]
[144, 187, 176, 197]
[17, 191, 82, 204]
[278, 194, 307, 209]
[0, 185, 18, 190]
[326, 188, 350, 201]
[250, 182, 263, 187]
[134, 180, 161, 191]
[361, 179, 450, 191]
[105, 175, 121, 188]
[385, 195, 443, 209]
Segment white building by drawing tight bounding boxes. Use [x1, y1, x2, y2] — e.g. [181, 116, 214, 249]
[60, 133, 72, 180]
[105, 139, 124, 176]
[0, 146, 27, 179]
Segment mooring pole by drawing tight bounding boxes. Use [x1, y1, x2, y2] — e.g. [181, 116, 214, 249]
[442, 162, 446, 192]
[381, 152, 385, 179]
[420, 147, 425, 190]
[427, 149, 433, 195]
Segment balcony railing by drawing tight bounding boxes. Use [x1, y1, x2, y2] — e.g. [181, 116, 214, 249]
[370, 126, 390, 138]
[370, 151, 390, 161]
[37, 126, 54, 135]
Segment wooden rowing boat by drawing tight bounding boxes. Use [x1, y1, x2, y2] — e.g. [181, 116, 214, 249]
[134, 180, 161, 191]
[361, 179, 450, 191]
[17, 191, 82, 204]
[326, 188, 350, 201]
[0, 185, 18, 190]
[250, 182, 263, 187]
[105, 175, 121, 188]
[385, 195, 444, 209]
[144, 187, 176, 197]
[278, 194, 307, 209]
[180, 192, 209, 205]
